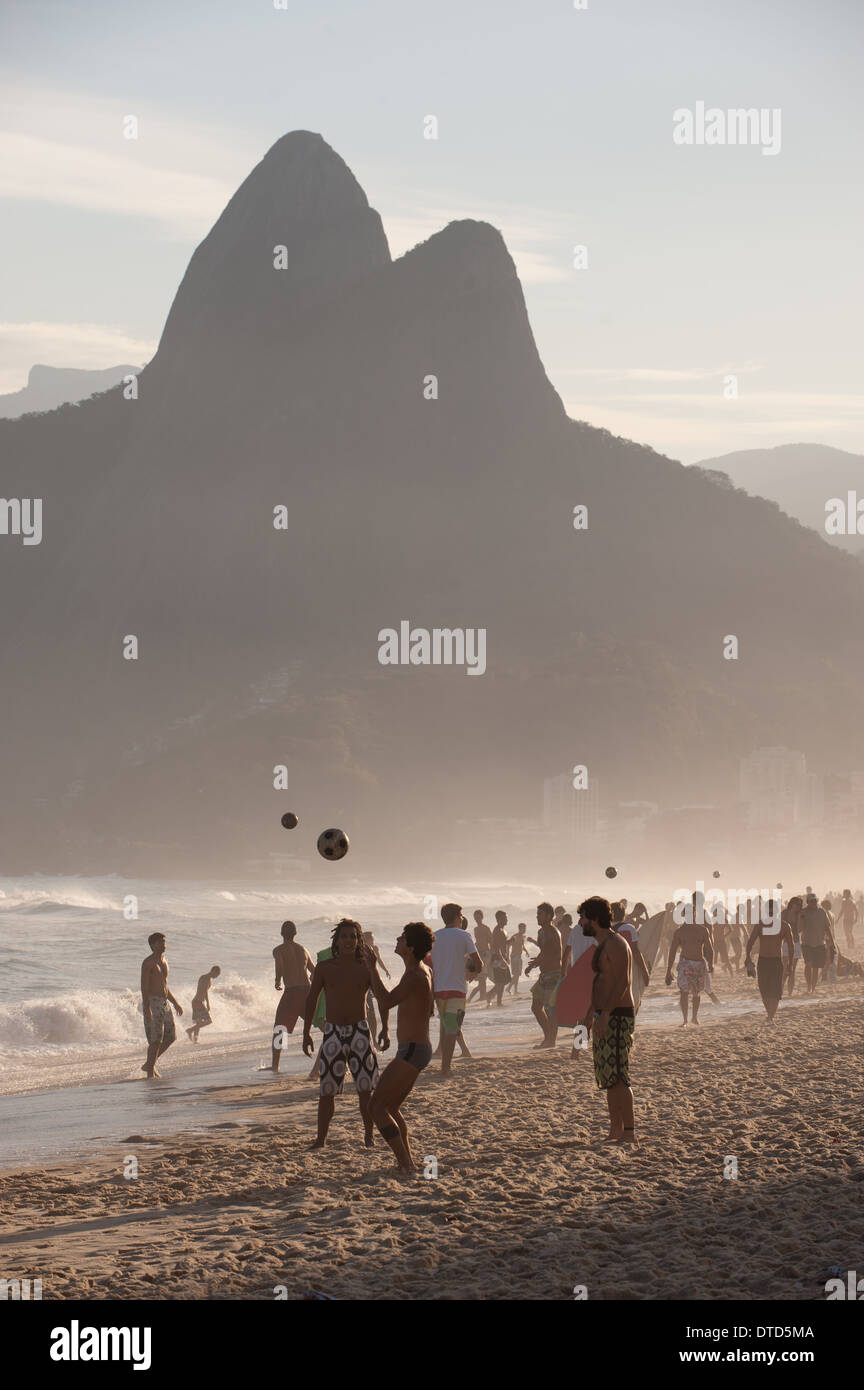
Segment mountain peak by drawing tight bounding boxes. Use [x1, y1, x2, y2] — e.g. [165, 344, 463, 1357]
[154, 131, 390, 368]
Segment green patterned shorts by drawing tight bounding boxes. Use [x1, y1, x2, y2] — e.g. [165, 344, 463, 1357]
[592, 1009, 635, 1089]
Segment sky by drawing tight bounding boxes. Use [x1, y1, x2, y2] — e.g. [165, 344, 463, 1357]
[0, 0, 862, 462]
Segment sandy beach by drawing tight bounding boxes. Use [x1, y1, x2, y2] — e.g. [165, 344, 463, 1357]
[1, 983, 861, 1302]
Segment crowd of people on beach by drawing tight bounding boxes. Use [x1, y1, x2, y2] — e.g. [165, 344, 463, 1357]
[136, 887, 861, 1172]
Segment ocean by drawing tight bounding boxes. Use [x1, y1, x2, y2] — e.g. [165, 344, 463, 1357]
[0, 873, 832, 1165]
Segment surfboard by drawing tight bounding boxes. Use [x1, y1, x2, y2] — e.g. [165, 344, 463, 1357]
[555, 943, 596, 1026]
[631, 909, 666, 1011]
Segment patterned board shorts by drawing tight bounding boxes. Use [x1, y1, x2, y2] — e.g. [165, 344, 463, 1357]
[531, 970, 562, 1010]
[318, 1021, 380, 1096]
[677, 958, 708, 995]
[592, 1009, 635, 1090]
[144, 996, 176, 1047]
[435, 995, 466, 1035]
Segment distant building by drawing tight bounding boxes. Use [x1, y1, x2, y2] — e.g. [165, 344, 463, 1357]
[542, 773, 601, 843]
[739, 747, 811, 831]
[612, 801, 659, 842]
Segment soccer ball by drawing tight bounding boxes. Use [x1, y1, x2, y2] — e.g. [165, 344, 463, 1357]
[280, 812, 299, 830]
[713, 870, 721, 879]
[317, 827, 349, 861]
[605, 866, 617, 879]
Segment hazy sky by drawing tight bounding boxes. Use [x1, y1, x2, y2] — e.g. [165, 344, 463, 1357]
[1, 0, 861, 461]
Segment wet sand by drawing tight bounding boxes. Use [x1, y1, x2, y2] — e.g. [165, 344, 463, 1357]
[1, 988, 861, 1301]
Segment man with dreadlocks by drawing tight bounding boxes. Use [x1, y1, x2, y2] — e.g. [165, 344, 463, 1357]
[303, 919, 389, 1149]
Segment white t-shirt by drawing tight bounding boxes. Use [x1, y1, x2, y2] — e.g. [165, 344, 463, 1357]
[567, 926, 594, 964]
[431, 927, 478, 994]
[615, 923, 639, 949]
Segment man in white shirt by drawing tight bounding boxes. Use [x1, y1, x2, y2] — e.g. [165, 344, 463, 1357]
[431, 902, 483, 1077]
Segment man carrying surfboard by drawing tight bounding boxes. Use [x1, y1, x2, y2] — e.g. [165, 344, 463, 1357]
[611, 901, 650, 1000]
[577, 896, 637, 1145]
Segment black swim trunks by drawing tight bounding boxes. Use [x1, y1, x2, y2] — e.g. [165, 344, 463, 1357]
[802, 944, 826, 968]
[757, 956, 784, 1001]
[395, 1041, 433, 1072]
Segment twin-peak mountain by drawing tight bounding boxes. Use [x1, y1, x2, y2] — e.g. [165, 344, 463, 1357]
[1, 131, 863, 876]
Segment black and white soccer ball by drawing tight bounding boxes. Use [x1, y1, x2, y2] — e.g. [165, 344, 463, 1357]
[317, 827, 349, 861]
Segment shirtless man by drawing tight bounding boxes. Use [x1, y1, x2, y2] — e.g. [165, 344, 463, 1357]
[782, 895, 803, 994]
[302, 919, 388, 1148]
[270, 921, 314, 1071]
[467, 909, 493, 1003]
[186, 964, 221, 1043]
[799, 893, 836, 994]
[507, 923, 529, 995]
[837, 889, 858, 953]
[487, 911, 511, 1007]
[706, 898, 734, 979]
[744, 900, 794, 1021]
[525, 902, 563, 1049]
[578, 896, 637, 1145]
[368, 922, 435, 1172]
[140, 932, 183, 1078]
[665, 904, 714, 1025]
[655, 902, 677, 972]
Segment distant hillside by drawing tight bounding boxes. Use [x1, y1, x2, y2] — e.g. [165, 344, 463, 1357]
[2, 133, 864, 878]
[0, 363, 141, 419]
[695, 444, 864, 557]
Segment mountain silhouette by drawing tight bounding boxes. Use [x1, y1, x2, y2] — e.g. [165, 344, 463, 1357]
[2, 132, 863, 878]
[0, 364, 140, 420]
[696, 444, 864, 557]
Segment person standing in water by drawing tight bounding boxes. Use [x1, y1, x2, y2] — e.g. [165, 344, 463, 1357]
[186, 965, 221, 1043]
[486, 910, 512, 1007]
[467, 909, 493, 1004]
[508, 923, 529, 995]
[140, 932, 183, 1078]
[525, 902, 563, 1049]
[270, 921, 314, 1071]
[837, 890, 858, 954]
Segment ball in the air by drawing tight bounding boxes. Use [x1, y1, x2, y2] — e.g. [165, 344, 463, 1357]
[280, 812, 299, 830]
[605, 866, 617, 879]
[317, 827, 349, 861]
[713, 870, 720, 879]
